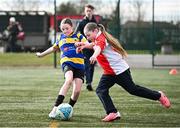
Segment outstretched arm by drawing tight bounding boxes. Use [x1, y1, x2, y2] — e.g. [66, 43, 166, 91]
[89, 46, 101, 64]
[36, 46, 56, 58]
[75, 41, 94, 53]
[84, 42, 94, 49]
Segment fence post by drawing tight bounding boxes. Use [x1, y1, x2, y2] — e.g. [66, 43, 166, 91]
[117, 0, 121, 41]
[53, 0, 57, 68]
[151, 0, 155, 67]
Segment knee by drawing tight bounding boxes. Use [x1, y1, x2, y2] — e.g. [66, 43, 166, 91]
[96, 87, 101, 95]
[64, 78, 73, 85]
[128, 89, 136, 95]
[96, 88, 107, 96]
[126, 86, 138, 95]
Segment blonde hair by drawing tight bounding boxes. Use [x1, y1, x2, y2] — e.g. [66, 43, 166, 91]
[84, 23, 127, 57]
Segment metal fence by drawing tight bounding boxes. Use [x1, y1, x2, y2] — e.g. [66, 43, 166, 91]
[0, 0, 179, 67]
[107, 0, 180, 67]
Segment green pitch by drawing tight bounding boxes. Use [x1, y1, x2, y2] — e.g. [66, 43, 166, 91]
[0, 60, 180, 127]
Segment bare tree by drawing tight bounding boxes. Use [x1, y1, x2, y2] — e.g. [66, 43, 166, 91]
[57, 2, 78, 15]
[128, 0, 146, 22]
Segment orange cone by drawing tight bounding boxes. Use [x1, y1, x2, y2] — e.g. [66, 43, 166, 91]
[169, 68, 178, 75]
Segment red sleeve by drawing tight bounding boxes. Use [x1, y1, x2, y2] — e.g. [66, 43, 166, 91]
[95, 34, 106, 51]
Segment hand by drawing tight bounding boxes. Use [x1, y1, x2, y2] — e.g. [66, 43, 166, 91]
[89, 56, 96, 64]
[36, 52, 42, 57]
[75, 42, 83, 47]
[76, 45, 85, 53]
[76, 47, 82, 53]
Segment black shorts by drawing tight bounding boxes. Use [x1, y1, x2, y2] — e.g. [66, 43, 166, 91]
[63, 65, 84, 82]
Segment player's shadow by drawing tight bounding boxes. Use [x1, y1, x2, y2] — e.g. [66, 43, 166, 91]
[48, 115, 120, 127]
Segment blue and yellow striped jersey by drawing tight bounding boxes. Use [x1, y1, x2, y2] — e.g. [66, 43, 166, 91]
[53, 32, 87, 70]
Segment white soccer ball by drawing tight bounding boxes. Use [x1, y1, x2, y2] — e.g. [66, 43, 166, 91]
[55, 103, 73, 120]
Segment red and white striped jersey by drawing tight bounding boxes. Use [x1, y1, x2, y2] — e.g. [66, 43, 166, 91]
[94, 31, 129, 75]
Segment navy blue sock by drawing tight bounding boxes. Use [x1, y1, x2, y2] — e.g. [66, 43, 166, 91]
[68, 98, 76, 107]
[54, 95, 65, 107]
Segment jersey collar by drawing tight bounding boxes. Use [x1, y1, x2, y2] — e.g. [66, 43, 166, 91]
[95, 31, 102, 39]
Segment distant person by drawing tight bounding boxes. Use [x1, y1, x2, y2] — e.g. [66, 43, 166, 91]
[75, 4, 98, 91]
[36, 18, 87, 119]
[75, 23, 171, 122]
[6, 17, 23, 52]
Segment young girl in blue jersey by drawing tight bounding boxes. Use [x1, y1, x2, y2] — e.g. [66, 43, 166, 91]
[36, 18, 87, 118]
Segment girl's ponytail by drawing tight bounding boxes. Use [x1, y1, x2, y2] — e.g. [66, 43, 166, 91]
[97, 24, 127, 57]
[84, 23, 127, 57]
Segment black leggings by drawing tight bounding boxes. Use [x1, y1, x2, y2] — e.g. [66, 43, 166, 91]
[96, 69, 161, 114]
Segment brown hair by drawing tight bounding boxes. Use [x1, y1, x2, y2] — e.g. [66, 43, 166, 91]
[60, 18, 73, 27]
[84, 23, 127, 57]
[85, 4, 95, 10]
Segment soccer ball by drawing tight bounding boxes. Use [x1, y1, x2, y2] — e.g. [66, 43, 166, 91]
[55, 103, 73, 120]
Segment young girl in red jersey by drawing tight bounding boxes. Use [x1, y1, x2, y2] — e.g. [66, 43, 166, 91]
[75, 23, 171, 122]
